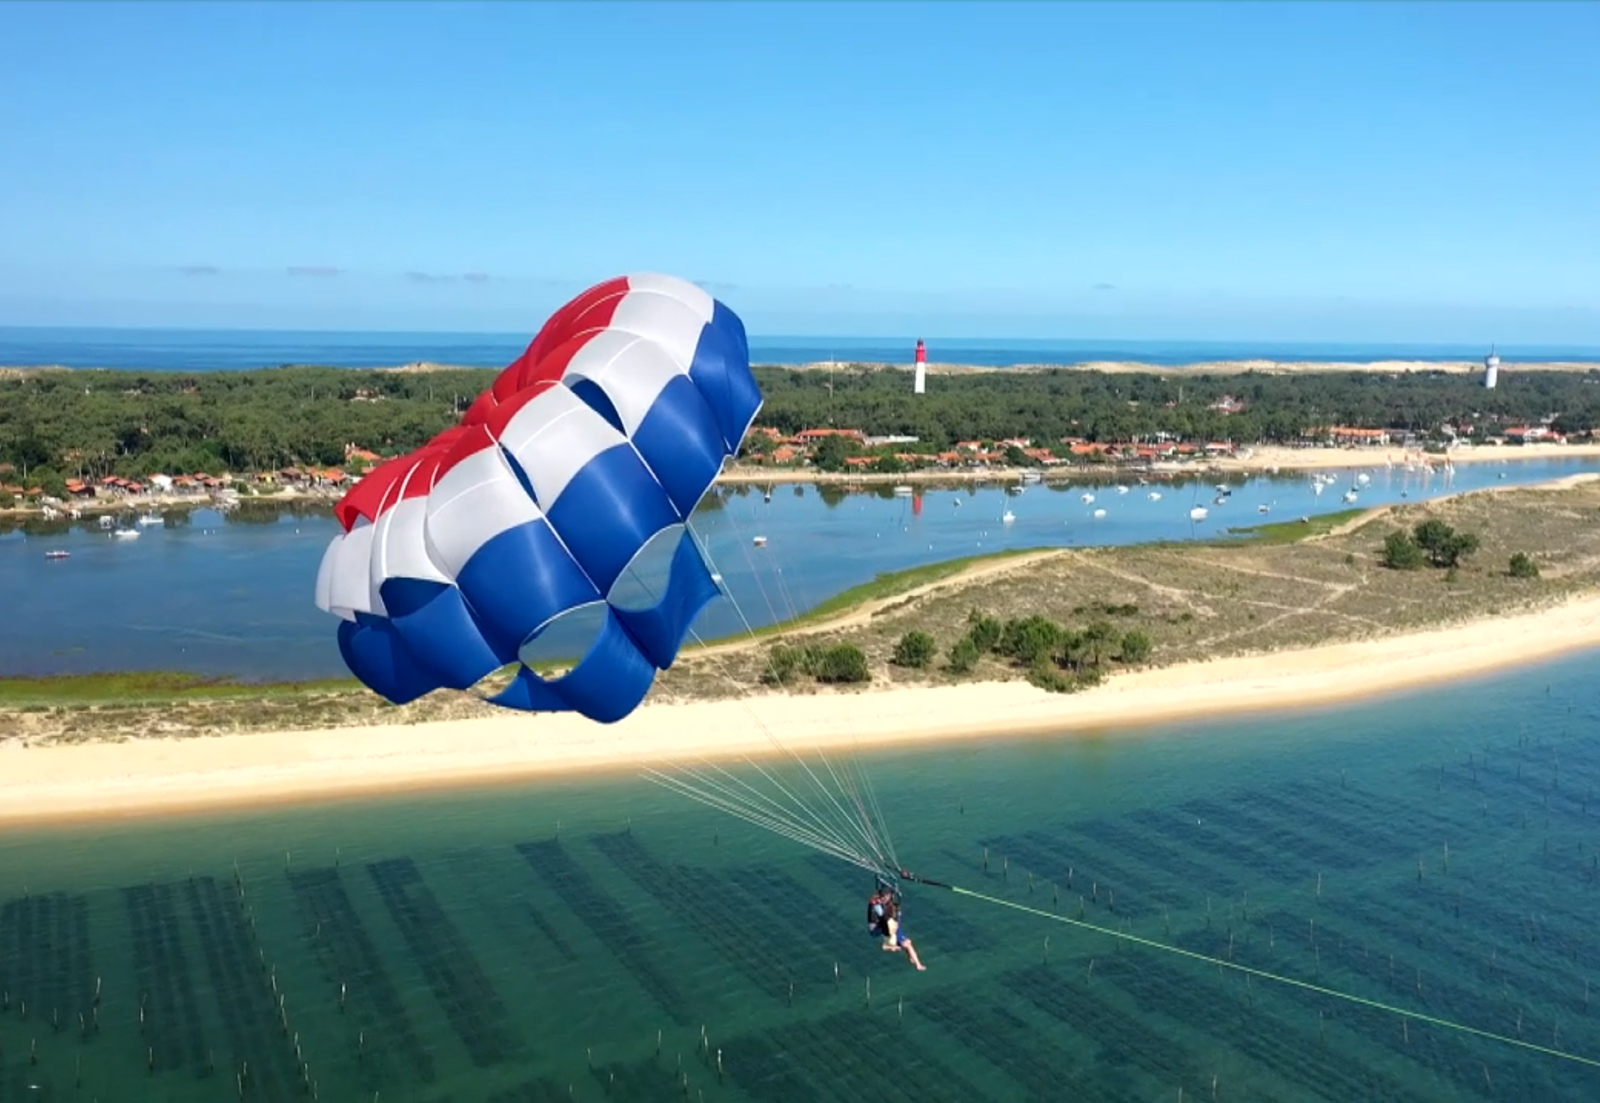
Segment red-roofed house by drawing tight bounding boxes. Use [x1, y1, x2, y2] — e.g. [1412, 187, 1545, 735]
[1503, 426, 1551, 443]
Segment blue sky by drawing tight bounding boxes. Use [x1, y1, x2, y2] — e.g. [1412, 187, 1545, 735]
[0, 0, 1595, 341]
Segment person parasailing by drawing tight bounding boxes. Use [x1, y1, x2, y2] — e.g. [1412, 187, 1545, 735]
[868, 877, 926, 971]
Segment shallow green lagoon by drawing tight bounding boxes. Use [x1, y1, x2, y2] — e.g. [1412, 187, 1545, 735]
[4, 655, 1600, 1102]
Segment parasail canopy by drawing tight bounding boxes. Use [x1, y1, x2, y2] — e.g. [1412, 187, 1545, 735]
[313, 273, 763, 724]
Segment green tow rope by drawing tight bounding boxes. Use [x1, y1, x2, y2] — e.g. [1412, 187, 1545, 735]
[937, 880, 1600, 1071]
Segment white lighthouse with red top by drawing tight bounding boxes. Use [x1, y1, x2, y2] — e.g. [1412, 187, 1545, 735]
[913, 338, 927, 395]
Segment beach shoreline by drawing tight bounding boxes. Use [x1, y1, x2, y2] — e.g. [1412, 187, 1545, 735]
[4, 440, 1597, 519]
[716, 441, 1600, 485]
[4, 593, 1599, 829]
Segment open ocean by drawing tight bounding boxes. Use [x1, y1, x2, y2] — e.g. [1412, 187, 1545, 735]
[4, 326, 1600, 371]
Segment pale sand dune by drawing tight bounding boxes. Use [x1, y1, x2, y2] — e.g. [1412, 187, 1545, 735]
[714, 442, 1600, 486]
[4, 595, 1600, 827]
[1217, 441, 1600, 473]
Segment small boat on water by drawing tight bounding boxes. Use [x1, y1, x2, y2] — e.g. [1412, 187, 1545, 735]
[44, 550, 71, 560]
[1001, 510, 1016, 524]
[137, 513, 162, 526]
[1189, 507, 1209, 521]
[892, 485, 914, 497]
[752, 535, 768, 547]
[111, 528, 141, 540]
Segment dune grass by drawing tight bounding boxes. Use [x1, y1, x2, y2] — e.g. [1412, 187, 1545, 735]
[1222, 508, 1368, 546]
[688, 545, 1055, 649]
[0, 671, 359, 708]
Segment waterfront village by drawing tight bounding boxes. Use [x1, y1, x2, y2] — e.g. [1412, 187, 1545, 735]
[0, 411, 1573, 516]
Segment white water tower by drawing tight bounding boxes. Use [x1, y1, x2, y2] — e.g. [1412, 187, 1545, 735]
[1484, 345, 1500, 389]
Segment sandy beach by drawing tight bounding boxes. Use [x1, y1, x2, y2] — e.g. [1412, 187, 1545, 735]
[713, 441, 1600, 487]
[4, 593, 1599, 827]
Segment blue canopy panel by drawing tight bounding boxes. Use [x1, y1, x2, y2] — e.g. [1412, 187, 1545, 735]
[338, 613, 445, 706]
[379, 576, 507, 691]
[530, 441, 681, 595]
[487, 527, 721, 722]
[689, 301, 763, 454]
[451, 512, 603, 660]
[489, 608, 658, 723]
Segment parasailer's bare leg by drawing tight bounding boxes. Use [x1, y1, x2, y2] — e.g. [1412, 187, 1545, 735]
[883, 919, 926, 970]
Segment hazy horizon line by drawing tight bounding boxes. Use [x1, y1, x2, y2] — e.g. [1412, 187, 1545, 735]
[2, 322, 1596, 353]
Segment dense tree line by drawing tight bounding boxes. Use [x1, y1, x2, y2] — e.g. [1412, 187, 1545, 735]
[3, 362, 1599, 495]
[753, 364, 1600, 448]
[0, 367, 487, 490]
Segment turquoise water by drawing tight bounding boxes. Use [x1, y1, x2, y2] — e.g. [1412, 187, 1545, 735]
[4, 653, 1600, 1100]
[3, 457, 1596, 681]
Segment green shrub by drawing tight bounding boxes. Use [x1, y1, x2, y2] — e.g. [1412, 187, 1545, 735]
[1027, 664, 1078, 693]
[1119, 630, 1152, 664]
[1412, 519, 1480, 568]
[1508, 552, 1540, 579]
[892, 630, 937, 668]
[966, 610, 1003, 653]
[1382, 530, 1425, 570]
[761, 644, 812, 686]
[814, 644, 870, 684]
[946, 635, 981, 674]
[997, 615, 1065, 665]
